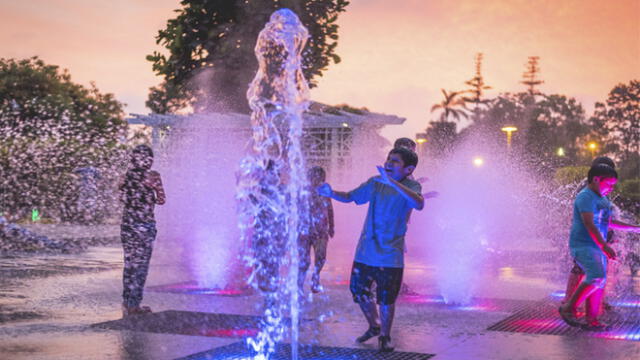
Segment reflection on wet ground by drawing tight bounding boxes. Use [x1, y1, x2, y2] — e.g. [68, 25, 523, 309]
[0, 246, 638, 359]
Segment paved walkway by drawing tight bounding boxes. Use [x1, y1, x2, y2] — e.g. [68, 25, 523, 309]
[0, 245, 639, 360]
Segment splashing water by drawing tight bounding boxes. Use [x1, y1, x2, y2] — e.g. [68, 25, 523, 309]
[236, 9, 310, 359]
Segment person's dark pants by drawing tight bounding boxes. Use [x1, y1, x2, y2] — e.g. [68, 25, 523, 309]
[349, 261, 404, 305]
[121, 222, 156, 308]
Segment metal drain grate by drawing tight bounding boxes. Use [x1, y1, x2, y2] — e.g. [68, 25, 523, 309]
[178, 341, 435, 360]
[487, 295, 640, 341]
[146, 281, 252, 296]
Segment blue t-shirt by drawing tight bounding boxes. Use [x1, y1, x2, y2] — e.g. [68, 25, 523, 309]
[569, 187, 612, 250]
[348, 176, 422, 268]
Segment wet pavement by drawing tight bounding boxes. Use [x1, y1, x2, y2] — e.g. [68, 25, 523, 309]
[1, 243, 639, 360]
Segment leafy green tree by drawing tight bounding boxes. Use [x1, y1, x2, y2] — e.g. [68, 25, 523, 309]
[526, 94, 588, 163]
[468, 92, 588, 166]
[588, 80, 640, 179]
[0, 57, 127, 222]
[0, 57, 125, 142]
[147, 0, 350, 113]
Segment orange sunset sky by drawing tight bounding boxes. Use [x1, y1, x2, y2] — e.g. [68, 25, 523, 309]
[1, 0, 639, 141]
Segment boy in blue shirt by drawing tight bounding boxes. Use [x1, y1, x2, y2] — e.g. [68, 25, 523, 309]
[559, 164, 640, 330]
[318, 147, 424, 351]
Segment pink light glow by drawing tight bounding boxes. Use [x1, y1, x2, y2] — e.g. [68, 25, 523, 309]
[202, 328, 259, 338]
[592, 332, 640, 341]
[510, 318, 565, 329]
[398, 294, 446, 304]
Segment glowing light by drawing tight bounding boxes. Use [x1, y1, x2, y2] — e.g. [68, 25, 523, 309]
[498, 267, 515, 280]
[549, 290, 566, 298]
[473, 156, 484, 167]
[501, 126, 518, 149]
[557, 147, 565, 156]
[31, 208, 41, 222]
[416, 138, 427, 144]
[341, 122, 349, 127]
[587, 141, 597, 150]
[399, 294, 446, 304]
[610, 299, 640, 308]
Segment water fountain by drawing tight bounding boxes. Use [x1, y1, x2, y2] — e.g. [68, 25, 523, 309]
[235, 9, 310, 359]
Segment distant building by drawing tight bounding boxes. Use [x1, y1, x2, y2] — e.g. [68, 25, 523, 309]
[127, 102, 405, 182]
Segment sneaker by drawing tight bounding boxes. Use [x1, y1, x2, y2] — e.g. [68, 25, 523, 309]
[311, 282, 323, 294]
[378, 335, 394, 352]
[558, 306, 581, 327]
[356, 326, 380, 343]
[582, 320, 610, 331]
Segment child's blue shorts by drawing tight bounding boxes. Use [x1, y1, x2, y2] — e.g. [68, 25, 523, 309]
[571, 246, 607, 287]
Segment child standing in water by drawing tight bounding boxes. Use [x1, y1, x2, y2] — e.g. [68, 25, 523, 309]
[559, 164, 640, 330]
[319, 147, 423, 352]
[298, 166, 334, 293]
[119, 145, 166, 316]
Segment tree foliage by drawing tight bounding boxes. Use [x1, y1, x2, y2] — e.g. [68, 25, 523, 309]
[0, 57, 125, 142]
[0, 57, 127, 222]
[588, 80, 640, 178]
[147, 0, 350, 113]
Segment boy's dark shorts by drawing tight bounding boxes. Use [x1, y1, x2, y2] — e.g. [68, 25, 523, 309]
[349, 261, 404, 305]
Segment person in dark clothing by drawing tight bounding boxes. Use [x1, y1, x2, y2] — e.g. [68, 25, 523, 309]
[119, 144, 166, 317]
[299, 166, 334, 293]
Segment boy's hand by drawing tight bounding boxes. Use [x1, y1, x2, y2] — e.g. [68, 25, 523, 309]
[143, 171, 161, 189]
[317, 183, 333, 198]
[424, 191, 439, 199]
[603, 244, 617, 260]
[375, 165, 392, 185]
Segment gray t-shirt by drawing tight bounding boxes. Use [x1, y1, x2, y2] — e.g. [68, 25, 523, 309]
[349, 176, 422, 268]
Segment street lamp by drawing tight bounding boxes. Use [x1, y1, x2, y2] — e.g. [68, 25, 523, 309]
[587, 141, 598, 158]
[501, 126, 518, 150]
[415, 133, 427, 155]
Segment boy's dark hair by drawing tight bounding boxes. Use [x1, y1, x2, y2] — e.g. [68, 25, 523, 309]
[588, 164, 618, 183]
[132, 144, 153, 158]
[308, 165, 326, 180]
[591, 156, 615, 169]
[394, 137, 416, 150]
[389, 147, 418, 168]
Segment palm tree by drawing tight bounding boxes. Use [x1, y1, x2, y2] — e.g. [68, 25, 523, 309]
[430, 89, 469, 122]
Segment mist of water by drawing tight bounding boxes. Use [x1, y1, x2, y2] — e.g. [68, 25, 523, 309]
[154, 117, 246, 289]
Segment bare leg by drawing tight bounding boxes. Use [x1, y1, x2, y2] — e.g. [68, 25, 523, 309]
[358, 300, 380, 329]
[379, 303, 395, 337]
[563, 281, 598, 313]
[585, 287, 603, 323]
[563, 272, 583, 303]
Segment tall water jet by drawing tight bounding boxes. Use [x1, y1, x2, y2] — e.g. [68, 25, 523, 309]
[236, 9, 310, 359]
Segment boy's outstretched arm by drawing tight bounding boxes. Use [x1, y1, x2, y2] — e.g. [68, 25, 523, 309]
[581, 212, 616, 259]
[318, 183, 352, 203]
[610, 219, 640, 233]
[376, 166, 424, 210]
